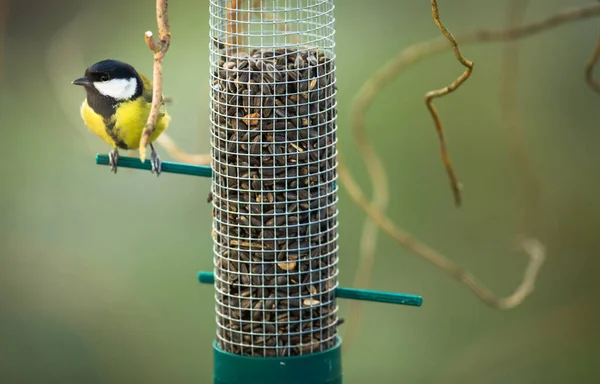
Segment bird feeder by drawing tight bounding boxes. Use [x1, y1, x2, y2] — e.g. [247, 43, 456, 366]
[96, 1, 422, 383]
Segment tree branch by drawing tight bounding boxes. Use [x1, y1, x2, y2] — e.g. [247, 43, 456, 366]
[139, 0, 171, 163]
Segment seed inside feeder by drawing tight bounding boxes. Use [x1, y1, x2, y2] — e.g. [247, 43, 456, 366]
[211, 47, 338, 357]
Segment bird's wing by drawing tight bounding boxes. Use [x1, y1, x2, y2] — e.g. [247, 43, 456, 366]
[140, 73, 167, 116]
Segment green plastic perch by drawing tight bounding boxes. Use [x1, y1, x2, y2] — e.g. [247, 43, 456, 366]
[198, 272, 422, 307]
[96, 154, 212, 177]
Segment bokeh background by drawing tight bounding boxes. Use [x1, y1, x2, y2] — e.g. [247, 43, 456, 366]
[1, 0, 599, 382]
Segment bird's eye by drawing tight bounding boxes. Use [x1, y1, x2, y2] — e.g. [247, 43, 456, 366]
[100, 74, 110, 82]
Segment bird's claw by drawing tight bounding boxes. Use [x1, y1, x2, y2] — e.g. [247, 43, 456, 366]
[150, 148, 162, 176]
[109, 149, 120, 174]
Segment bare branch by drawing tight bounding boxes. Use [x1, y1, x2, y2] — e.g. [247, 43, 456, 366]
[425, 0, 473, 207]
[585, 32, 600, 94]
[139, 0, 171, 163]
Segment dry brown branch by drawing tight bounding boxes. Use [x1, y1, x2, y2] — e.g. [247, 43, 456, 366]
[341, 2, 599, 311]
[139, 0, 171, 163]
[500, 0, 541, 235]
[426, 0, 473, 207]
[585, 32, 600, 94]
[338, 158, 545, 310]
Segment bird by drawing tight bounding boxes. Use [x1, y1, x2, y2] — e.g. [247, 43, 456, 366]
[72, 59, 170, 174]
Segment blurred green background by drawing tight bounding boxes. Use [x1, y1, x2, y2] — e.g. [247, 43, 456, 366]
[1, 0, 599, 382]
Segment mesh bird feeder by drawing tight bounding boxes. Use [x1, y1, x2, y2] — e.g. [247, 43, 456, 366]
[202, 1, 420, 383]
[209, 0, 338, 359]
[95, 1, 422, 383]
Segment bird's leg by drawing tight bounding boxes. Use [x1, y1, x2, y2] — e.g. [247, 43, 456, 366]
[150, 143, 162, 176]
[108, 148, 120, 173]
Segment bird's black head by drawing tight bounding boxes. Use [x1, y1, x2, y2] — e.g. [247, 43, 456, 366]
[73, 59, 143, 117]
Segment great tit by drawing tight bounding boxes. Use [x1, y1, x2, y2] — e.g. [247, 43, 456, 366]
[72, 59, 170, 174]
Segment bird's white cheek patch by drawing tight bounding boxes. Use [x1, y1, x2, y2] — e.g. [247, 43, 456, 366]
[94, 78, 137, 100]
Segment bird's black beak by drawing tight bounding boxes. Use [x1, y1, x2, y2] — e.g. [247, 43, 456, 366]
[72, 77, 91, 86]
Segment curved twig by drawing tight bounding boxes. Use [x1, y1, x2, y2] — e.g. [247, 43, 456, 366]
[426, 0, 473, 207]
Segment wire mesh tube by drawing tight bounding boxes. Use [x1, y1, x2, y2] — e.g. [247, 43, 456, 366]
[209, 0, 338, 358]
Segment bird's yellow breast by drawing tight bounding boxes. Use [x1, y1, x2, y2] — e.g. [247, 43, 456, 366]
[80, 97, 170, 150]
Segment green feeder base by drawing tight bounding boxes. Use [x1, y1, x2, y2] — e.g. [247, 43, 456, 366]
[213, 338, 342, 384]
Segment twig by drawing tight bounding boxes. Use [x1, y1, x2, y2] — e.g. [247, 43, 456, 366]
[139, 0, 171, 163]
[585, 32, 600, 94]
[338, 159, 545, 310]
[426, 0, 473, 207]
[500, 0, 541, 235]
